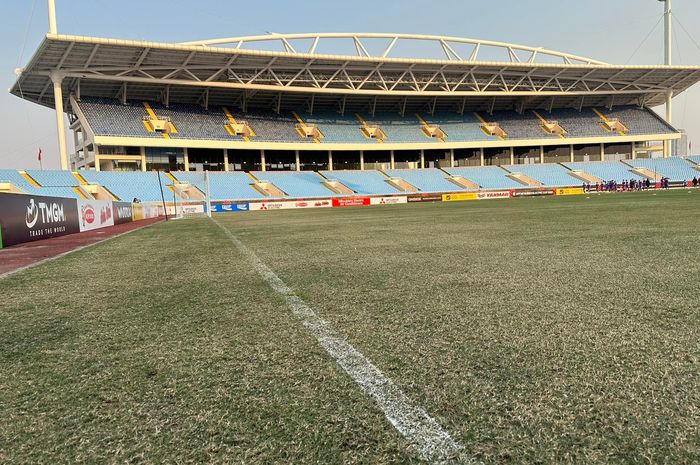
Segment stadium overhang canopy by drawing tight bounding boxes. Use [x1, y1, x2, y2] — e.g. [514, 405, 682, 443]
[11, 32, 700, 113]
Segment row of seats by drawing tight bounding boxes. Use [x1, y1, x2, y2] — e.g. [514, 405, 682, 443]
[76, 98, 677, 143]
[3, 158, 698, 201]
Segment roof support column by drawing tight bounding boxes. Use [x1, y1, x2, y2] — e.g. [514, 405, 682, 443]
[295, 150, 300, 171]
[570, 145, 575, 164]
[449, 149, 455, 168]
[360, 150, 365, 171]
[140, 146, 147, 172]
[480, 148, 484, 167]
[51, 73, 69, 170]
[631, 142, 637, 160]
[510, 147, 515, 165]
[600, 144, 605, 162]
[260, 149, 266, 172]
[539, 146, 544, 164]
[328, 150, 333, 171]
[223, 149, 229, 172]
[420, 149, 425, 169]
[184, 148, 189, 172]
[390, 150, 395, 169]
[48, 0, 57, 34]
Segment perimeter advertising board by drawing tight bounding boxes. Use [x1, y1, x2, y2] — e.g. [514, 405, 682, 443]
[332, 197, 371, 207]
[407, 194, 443, 203]
[442, 193, 478, 202]
[77, 199, 115, 232]
[369, 196, 408, 205]
[249, 199, 332, 211]
[212, 203, 250, 213]
[476, 191, 511, 200]
[0, 193, 80, 248]
[554, 187, 585, 196]
[112, 202, 134, 225]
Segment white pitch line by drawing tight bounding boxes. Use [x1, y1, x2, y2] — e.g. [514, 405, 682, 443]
[213, 219, 471, 465]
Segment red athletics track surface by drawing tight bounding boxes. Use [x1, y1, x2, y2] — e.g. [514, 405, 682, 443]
[0, 218, 163, 277]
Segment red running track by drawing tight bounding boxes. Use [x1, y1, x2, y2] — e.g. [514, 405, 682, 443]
[0, 218, 163, 277]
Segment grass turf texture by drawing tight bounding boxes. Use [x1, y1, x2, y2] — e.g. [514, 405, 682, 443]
[2, 190, 699, 464]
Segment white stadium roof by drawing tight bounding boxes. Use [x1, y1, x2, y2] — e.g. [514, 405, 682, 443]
[11, 32, 700, 113]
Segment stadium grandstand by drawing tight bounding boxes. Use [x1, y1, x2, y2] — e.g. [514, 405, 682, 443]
[7, 22, 700, 204]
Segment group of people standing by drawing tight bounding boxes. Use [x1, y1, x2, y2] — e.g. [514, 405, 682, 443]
[583, 179, 652, 193]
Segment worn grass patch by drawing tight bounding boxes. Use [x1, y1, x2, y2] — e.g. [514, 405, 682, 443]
[1, 190, 699, 464]
[0, 219, 419, 464]
[220, 190, 700, 464]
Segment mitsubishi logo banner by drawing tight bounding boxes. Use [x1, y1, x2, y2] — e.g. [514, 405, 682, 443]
[0, 193, 80, 248]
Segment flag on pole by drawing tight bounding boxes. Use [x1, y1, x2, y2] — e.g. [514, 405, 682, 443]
[38, 148, 42, 161]
[38, 148, 43, 170]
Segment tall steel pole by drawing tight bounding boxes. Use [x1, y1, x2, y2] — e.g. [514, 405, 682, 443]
[661, 0, 673, 157]
[48, 0, 69, 169]
[48, 0, 57, 34]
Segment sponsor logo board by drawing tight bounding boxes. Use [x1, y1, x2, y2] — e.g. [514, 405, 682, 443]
[511, 189, 554, 198]
[0, 193, 80, 247]
[332, 197, 371, 207]
[369, 196, 408, 206]
[554, 187, 585, 196]
[112, 202, 134, 225]
[476, 191, 511, 200]
[408, 194, 443, 203]
[442, 193, 478, 202]
[249, 199, 332, 211]
[77, 199, 115, 232]
[212, 203, 250, 213]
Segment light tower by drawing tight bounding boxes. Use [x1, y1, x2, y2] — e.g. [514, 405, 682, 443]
[48, 0, 69, 170]
[660, 0, 673, 157]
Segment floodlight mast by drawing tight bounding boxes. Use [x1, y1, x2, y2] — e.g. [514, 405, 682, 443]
[48, 0, 69, 169]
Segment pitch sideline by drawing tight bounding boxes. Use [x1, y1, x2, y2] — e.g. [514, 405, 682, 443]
[212, 218, 474, 465]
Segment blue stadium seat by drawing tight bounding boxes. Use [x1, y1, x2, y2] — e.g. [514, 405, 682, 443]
[251, 171, 336, 198]
[384, 168, 464, 192]
[173, 172, 264, 201]
[0, 170, 79, 198]
[80, 171, 173, 202]
[444, 166, 524, 190]
[624, 157, 699, 181]
[503, 164, 577, 187]
[319, 170, 400, 195]
[563, 161, 644, 183]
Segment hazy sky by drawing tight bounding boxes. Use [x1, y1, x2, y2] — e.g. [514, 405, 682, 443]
[2, 0, 700, 169]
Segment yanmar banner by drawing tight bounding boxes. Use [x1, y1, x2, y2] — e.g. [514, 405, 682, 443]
[332, 197, 371, 207]
[476, 191, 511, 200]
[77, 199, 115, 232]
[112, 202, 134, 225]
[370, 196, 408, 206]
[0, 193, 80, 248]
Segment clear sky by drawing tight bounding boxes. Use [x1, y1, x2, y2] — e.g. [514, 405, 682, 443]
[1, 0, 699, 169]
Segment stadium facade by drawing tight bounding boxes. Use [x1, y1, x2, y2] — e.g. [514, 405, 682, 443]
[11, 31, 700, 174]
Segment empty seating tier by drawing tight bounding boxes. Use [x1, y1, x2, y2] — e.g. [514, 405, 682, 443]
[384, 169, 465, 193]
[0, 170, 80, 198]
[80, 171, 173, 202]
[503, 164, 577, 187]
[563, 162, 644, 183]
[444, 166, 524, 190]
[319, 170, 400, 195]
[173, 172, 263, 201]
[251, 172, 335, 198]
[76, 98, 677, 145]
[624, 158, 699, 181]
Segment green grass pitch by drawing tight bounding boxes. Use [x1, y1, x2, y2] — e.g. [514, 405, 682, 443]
[1, 190, 699, 464]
